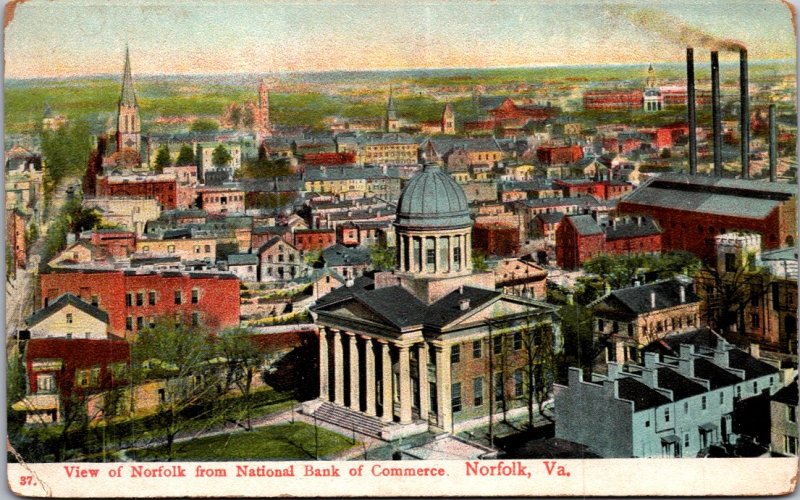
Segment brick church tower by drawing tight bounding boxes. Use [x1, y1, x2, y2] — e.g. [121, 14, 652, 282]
[256, 78, 272, 137]
[116, 46, 141, 153]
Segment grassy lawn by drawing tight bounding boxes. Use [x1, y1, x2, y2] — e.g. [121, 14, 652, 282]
[134, 422, 355, 461]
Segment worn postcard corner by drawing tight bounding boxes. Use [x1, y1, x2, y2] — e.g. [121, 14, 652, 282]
[4, 0, 799, 497]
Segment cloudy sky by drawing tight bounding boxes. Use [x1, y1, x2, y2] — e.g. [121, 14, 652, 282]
[5, 0, 796, 79]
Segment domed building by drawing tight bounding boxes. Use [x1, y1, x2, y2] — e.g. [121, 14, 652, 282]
[309, 163, 560, 439]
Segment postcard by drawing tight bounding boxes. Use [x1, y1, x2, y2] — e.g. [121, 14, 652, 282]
[4, 0, 799, 496]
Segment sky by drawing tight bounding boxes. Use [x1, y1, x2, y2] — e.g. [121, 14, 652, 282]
[4, 0, 797, 79]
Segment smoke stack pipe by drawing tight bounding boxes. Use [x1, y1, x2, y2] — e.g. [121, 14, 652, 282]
[711, 51, 723, 177]
[687, 47, 698, 175]
[740, 48, 750, 179]
[769, 104, 777, 182]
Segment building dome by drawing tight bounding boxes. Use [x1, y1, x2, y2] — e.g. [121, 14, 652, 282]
[396, 164, 471, 229]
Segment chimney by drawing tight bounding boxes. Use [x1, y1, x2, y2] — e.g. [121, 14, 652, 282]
[650, 291, 656, 309]
[640, 367, 659, 389]
[643, 351, 659, 369]
[679, 285, 686, 304]
[711, 51, 723, 177]
[678, 344, 695, 378]
[459, 298, 470, 311]
[739, 48, 750, 179]
[687, 47, 698, 175]
[769, 104, 778, 182]
[749, 343, 761, 359]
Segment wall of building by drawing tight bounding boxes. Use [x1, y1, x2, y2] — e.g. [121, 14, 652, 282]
[29, 304, 108, 340]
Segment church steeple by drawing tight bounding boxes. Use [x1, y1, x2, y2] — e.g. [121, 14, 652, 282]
[645, 62, 657, 88]
[119, 46, 138, 107]
[116, 45, 141, 155]
[385, 85, 399, 132]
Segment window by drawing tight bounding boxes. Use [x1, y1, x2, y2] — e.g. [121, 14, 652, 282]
[736, 385, 742, 398]
[136, 316, 144, 330]
[473, 378, 484, 407]
[192, 312, 200, 326]
[194, 245, 201, 253]
[628, 324, 634, 337]
[493, 336, 503, 355]
[175, 291, 182, 305]
[725, 253, 736, 272]
[205, 245, 211, 253]
[684, 401, 689, 414]
[597, 319, 604, 332]
[76, 369, 91, 387]
[36, 374, 55, 394]
[684, 433, 690, 448]
[66, 313, 73, 324]
[701, 396, 707, 410]
[645, 420, 650, 428]
[513, 332, 522, 351]
[191, 288, 199, 304]
[451, 383, 462, 413]
[750, 313, 760, 329]
[494, 373, 504, 401]
[149, 291, 156, 306]
[125, 293, 133, 307]
[786, 436, 798, 455]
[514, 370, 524, 397]
[158, 388, 166, 402]
[753, 381, 758, 393]
[126, 316, 133, 331]
[788, 406, 796, 423]
[167, 245, 175, 253]
[720, 392, 724, 405]
[136, 292, 144, 307]
[664, 407, 670, 423]
[91, 295, 99, 307]
[472, 340, 482, 359]
[450, 345, 460, 364]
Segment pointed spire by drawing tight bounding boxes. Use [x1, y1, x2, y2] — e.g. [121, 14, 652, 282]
[387, 85, 396, 119]
[119, 45, 138, 107]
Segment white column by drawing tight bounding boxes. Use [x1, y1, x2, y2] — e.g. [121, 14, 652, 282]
[418, 342, 429, 421]
[448, 236, 455, 273]
[433, 237, 439, 273]
[408, 235, 416, 273]
[380, 340, 393, 422]
[398, 344, 413, 424]
[399, 235, 406, 272]
[319, 329, 329, 400]
[434, 345, 452, 431]
[333, 329, 344, 405]
[347, 332, 360, 410]
[363, 336, 376, 416]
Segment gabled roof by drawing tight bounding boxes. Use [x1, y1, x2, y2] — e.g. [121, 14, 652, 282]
[228, 253, 259, 266]
[604, 217, 661, 240]
[567, 215, 603, 236]
[655, 367, 706, 400]
[598, 279, 700, 315]
[617, 377, 670, 412]
[322, 244, 371, 267]
[536, 212, 564, 224]
[257, 236, 295, 254]
[772, 378, 798, 406]
[728, 349, 779, 380]
[693, 358, 742, 390]
[27, 293, 109, 328]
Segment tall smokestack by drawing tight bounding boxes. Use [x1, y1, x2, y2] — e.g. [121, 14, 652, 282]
[739, 48, 750, 179]
[769, 104, 777, 182]
[687, 47, 698, 175]
[711, 51, 723, 177]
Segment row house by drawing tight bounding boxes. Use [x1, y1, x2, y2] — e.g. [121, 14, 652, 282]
[355, 134, 418, 166]
[196, 188, 246, 214]
[536, 145, 584, 166]
[553, 179, 634, 200]
[513, 196, 602, 240]
[555, 332, 782, 458]
[303, 166, 405, 201]
[556, 215, 662, 270]
[135, 236, 217, 263]
[591, 278, 702, 364]
[96, 173, 178, 210]
[582, 89, 644, 111]
[38, 269, 240, 338]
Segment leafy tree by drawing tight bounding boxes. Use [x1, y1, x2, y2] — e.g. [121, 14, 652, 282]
[217, 329, 265, 431]
[41, 120, 93, 194]
[175, 145, 196, 166]
[132, 318, 220, 460]
[227, 106, 242, 128]
[303, 249, 323, 265]
[238, 157, 292, 179]
[211, 144, 232, 168]
[154, 144, 172, 173]
[518, 318, 560, 427]
[369, 241, 396, 271]
[558, 304, 604, 382]
[190, 118, 220, 133]
[472, 249, 489, 272]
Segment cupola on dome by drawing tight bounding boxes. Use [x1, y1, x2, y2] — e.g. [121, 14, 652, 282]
[396, 163, 471, 229]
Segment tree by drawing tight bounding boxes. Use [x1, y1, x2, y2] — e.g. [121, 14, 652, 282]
[238, 156, 292, 180]
[175, 145, 196, 166]
[154, 144, 172, 173]
[369, 241, 396, 271]
[211, 144, 232, 168]
[517, 316, 560, 428]
[190, 118, 219, 133]
[132, 318, 220, 460]
[559, 304, 604, 381]
[472, 249, 489, 272]
[216, 329, 265, 431]
[41, 120, 93, 194]
[697, 262, 772, 338]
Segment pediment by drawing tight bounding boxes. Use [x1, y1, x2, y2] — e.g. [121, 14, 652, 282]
[441, 296, 538, 329]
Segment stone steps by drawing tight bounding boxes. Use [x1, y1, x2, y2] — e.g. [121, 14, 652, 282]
[312, 401, 386, 438]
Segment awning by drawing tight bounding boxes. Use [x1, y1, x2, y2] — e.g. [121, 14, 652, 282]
[11, 395, 58, 411]
[699, 423, 718, 432]
[660, 434, 680, 444]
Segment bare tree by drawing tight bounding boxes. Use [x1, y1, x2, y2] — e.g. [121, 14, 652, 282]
[217, 329, 266, 431]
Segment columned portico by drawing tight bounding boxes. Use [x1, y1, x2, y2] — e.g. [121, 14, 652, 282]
[318, 329, 329, 400]
[397, 345, 412, 424]
[332, 329, 344, 405]
[434, 344, 452, 432]
[363, 336, 377, 416]
[418, 342, 430, 421]
[347, 332, 359, 410]
[379, 340, 393, 422]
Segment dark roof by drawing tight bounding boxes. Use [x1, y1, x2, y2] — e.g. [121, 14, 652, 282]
[252, 225, 290, 235]
[423, 287, 500, 328]
[228, 253, 259, 265]
[567, 215, 603, 236]
[536, 212, 564, 224]
[617, 377, 671, 411]
[26, 293, 109, 327]
[162, 228, 193, 240]
[603, 279, 700, 315]
[728, 349, 779, 380]
[604, 217, 661, 240]
[645, 328, 721, 355]
[772, 378, 799, 406]
[523, 196, 599, 209]
[656, 368, 706, 400]
[322, 244, 371, 267]
[693, 358, 742, 390]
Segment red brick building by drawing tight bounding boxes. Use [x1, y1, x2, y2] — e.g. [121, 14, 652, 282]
[293, 228, 336, 252]
[251, 226, 292, 250]
[618, 174, 797, 263]
[556, 215, 662, 270]
[487, 98, 556, 122]
[536, 145, 583, 166]
[197, 188, 246, 214]
[15, 338, 130, 424]
[473, 223, 521, 257]
[302, 152, 356, 165]
[553, 179, 633, 201]
[38, 270, 240, 338]
[90, 230, 136, 259]
[96, 174, 178, 210]
[6, 208, 27, 272]
[582, 90, 643, 110]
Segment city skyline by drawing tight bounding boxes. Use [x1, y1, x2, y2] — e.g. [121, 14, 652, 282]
[5, 0, 796, 79]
